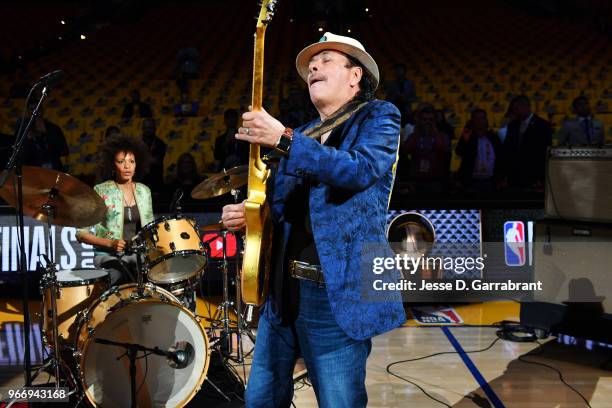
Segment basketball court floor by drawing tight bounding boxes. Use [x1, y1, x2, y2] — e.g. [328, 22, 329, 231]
[1, 299, 611, 407]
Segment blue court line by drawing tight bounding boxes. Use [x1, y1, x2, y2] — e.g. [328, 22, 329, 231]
[441, 327, 506, 408]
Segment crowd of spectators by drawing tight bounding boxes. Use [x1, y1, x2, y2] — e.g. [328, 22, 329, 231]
[3, 66, 609, 205]
[394, 90, 606, 198]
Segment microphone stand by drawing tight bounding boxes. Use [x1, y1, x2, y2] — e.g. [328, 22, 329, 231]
[95, 337, 223, 406]
[94, 338, 182, 408]
[169, 188, 184, 216]
[0, 83, 51, 386]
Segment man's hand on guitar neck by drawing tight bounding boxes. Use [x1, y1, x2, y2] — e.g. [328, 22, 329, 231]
[236, 106, 285, 147]
[221, 200, 246, 231]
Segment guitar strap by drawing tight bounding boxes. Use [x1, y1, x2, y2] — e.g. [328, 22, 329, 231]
[302, 100, 369, 139]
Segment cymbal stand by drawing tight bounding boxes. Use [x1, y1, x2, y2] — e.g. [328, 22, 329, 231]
[230, 189, 253, 364]
[32, 194, 77, 391]
[232, 231, 256, 365]
[230, 189, 256, 363]
[123, 237, 148, 294]
[0, 81, 51, 386]
[209, 189, 255, 364]
[211, 229, 234, 356]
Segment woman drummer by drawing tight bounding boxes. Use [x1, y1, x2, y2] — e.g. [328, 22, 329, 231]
[76, 134, 155, 285]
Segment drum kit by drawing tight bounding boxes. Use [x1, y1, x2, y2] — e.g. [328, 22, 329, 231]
[0, 165, 253, 407]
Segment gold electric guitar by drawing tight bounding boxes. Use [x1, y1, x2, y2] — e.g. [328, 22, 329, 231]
[241, 0, 278, 306]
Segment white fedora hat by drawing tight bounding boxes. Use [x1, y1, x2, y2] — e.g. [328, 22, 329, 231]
[295, 32, 379, 89]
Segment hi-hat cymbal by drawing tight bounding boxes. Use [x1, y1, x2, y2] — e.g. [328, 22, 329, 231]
[0, 166, 106, 227]
[191, 165, 247, 200]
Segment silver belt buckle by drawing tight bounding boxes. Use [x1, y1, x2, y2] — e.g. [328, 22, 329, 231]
[293, 260, 324, 287]
[291, 260, 310, 279]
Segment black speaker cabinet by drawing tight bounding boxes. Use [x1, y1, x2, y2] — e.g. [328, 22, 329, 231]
[520, 219, 612, 342]
[545, 147, 612, 223]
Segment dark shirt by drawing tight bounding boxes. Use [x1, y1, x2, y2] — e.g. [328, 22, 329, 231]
[405, 131, 450, 181]
[385, 78, 417, 108]
[501, 114, 552, 188]
[0, 132, 15, 165]
[455, 130, 502, 183]
[214, 129, 249, 169]
[123, 205, 141, 241]
[142, 135, 167, 187]
[0, 133, 16, 205]
[20, 119, 69, 171]
[285, 183, 320, 265]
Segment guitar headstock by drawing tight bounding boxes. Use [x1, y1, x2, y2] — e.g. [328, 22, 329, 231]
[256, 0, 278, 28]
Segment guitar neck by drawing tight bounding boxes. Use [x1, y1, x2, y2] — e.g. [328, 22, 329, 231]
[248, 26, 266, 181]
[251, 27, 265, 113]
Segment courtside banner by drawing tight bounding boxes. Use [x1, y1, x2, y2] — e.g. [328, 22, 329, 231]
[0, 212, 221, 281]
[0, 215, 95, 274]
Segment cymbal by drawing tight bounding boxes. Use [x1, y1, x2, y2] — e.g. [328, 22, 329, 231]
[0, 166, 106, 228]
[191, 165, 247, 200]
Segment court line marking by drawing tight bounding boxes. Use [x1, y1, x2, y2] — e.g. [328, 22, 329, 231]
[441, 326, 506, 408]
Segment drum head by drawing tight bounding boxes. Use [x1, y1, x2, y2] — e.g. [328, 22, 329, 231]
[56, 269, 109, 286]
[81, 300, 208, 407]
[147, 254, 206, 284]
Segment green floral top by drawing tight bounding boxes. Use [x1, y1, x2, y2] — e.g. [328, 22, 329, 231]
[76, 180, 155, 255]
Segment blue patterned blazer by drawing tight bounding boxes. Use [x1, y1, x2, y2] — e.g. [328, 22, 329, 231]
[263, 99, 406, 340]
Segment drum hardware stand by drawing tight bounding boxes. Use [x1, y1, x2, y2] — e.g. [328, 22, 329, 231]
[31, 198, 78, 392]
[170, 188, 184, 215]
[0, 80, 53, 386]
[112, 237, 233, 403]
[208, 229, 235, 357]
[205, 233, 246, 402]
[124, 238, 148, 295]
[94, 338, 197, 408]
[230, 189, 256, 363]
[209, 189, 255, 367]
[94, 337, 231, 405]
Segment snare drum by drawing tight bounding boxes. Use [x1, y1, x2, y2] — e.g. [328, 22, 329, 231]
[139, 216, 207, 284]
[159, 277, 200, 313]
[42, 269, 110, 348]
[74, 283, 209, 407]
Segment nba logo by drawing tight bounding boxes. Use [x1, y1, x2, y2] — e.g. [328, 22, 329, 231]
[504, 221, 526, 266]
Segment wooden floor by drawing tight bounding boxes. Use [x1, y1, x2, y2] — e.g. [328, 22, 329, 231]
[1, 299, 611, 407]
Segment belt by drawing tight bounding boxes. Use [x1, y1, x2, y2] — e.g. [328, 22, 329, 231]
[289, 260, 325, 286]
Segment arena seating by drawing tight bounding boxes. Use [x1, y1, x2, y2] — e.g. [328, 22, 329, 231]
[1, 0, 610, 180]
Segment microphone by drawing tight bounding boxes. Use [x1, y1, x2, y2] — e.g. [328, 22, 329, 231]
[38, 70, 64, 89]
[166, 341, 194, 369]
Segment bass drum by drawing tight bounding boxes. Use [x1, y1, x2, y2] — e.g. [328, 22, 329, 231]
[74, 283, 209, 407]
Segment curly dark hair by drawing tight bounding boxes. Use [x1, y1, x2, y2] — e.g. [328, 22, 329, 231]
[344, 54, 376, 102]
[97, 134, 152, 182]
